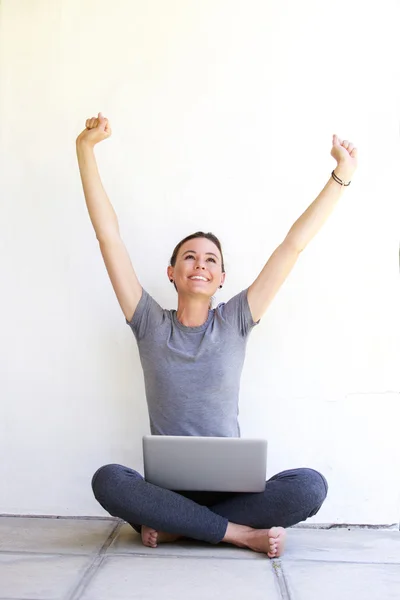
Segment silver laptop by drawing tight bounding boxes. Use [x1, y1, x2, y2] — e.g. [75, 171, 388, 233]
[143, 435, 267, 492]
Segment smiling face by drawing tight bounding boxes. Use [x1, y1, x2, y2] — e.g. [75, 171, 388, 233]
[167, 237, 226, 298]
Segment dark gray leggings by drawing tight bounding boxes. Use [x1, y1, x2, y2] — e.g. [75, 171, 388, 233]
[91, 464, 328, 544]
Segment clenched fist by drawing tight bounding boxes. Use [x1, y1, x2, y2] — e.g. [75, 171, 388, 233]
[76, 112, 111, 147]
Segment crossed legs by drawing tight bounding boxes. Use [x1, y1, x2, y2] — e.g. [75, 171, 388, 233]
[91, 464, 328, 558]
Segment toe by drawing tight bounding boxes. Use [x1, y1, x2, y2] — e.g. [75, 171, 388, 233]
[269, 526, 280, 537]
[141, 526, 157, 548]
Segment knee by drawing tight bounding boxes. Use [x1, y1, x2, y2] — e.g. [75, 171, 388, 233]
[91, 463, 143, 495]
[296, 468, 328, 512]
[91, 464, 117, 502]
[91, 463, 130, 506]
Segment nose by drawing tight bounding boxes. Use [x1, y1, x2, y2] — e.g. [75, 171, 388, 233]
[195, 264, 206, 270]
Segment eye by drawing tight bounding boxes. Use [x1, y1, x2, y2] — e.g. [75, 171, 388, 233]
[207, 257, 217, 263]
[184, 254, 195, 259]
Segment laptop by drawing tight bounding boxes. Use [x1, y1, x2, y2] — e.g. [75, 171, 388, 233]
[143, 435, 267, 492]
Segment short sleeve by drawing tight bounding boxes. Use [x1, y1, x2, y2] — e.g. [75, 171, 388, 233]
[125, 288, 166, 341]
[217, 287, 260, 337]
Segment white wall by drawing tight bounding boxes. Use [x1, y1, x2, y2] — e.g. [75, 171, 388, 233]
[1, 0, 399, 526]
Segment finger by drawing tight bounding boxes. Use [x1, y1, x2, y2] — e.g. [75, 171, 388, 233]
[334, 134, 342, 145]
[347, 143, 354, 153]
[85, 119, 90, 129]
[350, 147, 358, 158]
[343, 139, 349, 149]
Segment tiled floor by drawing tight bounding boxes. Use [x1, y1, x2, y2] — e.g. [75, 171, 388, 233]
[0, 516, 399, 599]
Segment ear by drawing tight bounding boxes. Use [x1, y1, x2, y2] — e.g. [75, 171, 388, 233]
[167, 266, 174, 281]
[220, 272, 226, 287]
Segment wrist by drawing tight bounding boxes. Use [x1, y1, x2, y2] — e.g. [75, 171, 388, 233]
[334, 163, 354, 182]
[76, 139, 95, 153]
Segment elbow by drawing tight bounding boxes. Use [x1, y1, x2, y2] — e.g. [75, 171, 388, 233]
[96, 228, 121, 245]
[284, 234, 303, 255]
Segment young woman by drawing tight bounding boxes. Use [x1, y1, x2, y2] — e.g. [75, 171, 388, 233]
[76, 113, 357, 558]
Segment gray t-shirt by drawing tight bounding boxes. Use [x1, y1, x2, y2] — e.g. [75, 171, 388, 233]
[126, 287, 259, 437]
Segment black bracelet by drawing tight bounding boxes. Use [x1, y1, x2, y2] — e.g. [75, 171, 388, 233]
[332, 169, 351, 186]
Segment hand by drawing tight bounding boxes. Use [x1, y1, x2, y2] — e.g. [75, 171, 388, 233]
[331, 134, 358, 180]
[76, 112, 111, 147]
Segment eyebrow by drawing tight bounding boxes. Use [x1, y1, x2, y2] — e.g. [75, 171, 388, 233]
[182, 250, 219, 259]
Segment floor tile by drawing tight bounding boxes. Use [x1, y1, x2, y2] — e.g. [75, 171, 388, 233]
[284, 560, 400, 600]
[285, 528, 400, 564]
[81, 555, 279, 600]
[0, 553, 90, 599]
[0, 517, 117, 554]
[108, 524, 263, 559]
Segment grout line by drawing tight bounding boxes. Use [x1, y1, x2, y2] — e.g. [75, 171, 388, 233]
[0, 547, 261, 561]
[0, 546, 399, 565]
[99, 551, 400, 565]
[292, 523, 399, 531]
[66, 520, 122, 600]
[281, 557, 400, 566]
[102, 551, 264, 560]
[272, 560, 291, 600]
[323, 523, 399, 531]
[1, 515, 398, 530]
[0, 550, 96, 558]
[1, 547, 398, 566]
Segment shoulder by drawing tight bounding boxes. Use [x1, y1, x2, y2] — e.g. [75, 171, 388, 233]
[126, 288, 172, 339]
[216, 288, 259, 336]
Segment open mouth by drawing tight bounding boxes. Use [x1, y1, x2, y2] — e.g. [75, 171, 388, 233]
[188, 276, 209, 282]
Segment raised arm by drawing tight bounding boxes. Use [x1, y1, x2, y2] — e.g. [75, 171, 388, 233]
[76, 113, 142, 321]
[247, 135, 358, 323]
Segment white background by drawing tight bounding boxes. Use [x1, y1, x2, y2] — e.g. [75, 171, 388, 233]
[1, 0, 399, 526]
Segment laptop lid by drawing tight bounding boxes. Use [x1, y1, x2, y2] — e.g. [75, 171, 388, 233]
[143, 435, 267, 492]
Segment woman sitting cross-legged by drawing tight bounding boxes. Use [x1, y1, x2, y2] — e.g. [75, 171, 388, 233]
[76, 113, 357, 557]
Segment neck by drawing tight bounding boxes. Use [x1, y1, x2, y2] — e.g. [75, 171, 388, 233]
[176, 294, 211, 327]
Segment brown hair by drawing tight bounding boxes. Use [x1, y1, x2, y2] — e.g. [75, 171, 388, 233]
[169, 231, 225, 272]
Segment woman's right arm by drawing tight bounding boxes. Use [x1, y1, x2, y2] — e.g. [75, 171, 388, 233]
[76, 113, 142, 322]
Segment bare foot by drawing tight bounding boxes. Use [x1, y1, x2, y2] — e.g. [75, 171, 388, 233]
[223, 523, 286, 558]
[141, 525, 182, 548]
[246, 526, 286, 558]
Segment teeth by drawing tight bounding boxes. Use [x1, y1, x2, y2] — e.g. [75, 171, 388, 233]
[189, 276, 208, 281]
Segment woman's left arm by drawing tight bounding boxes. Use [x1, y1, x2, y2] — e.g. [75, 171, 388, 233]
[247, 134, 358, 323]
